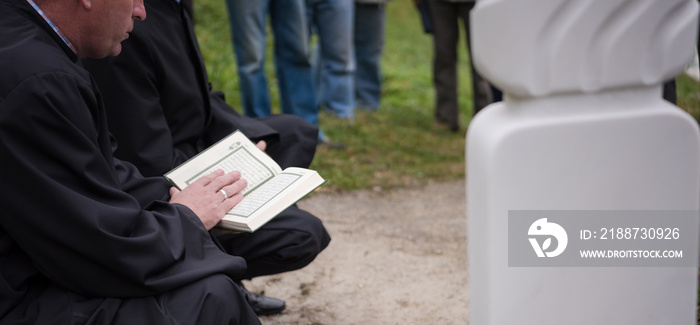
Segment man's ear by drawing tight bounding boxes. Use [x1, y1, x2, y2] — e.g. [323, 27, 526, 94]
[79, 0, 91, 10]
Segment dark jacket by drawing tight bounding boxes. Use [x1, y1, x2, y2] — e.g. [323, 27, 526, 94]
[0, 0, 247, 322]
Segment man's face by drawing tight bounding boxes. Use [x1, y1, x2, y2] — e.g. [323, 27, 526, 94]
[82, 0, 146, 58]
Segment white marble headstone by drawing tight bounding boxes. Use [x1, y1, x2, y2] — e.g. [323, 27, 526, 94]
[466, 0, 700, 324]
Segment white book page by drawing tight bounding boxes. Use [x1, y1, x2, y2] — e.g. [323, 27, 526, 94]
[166, 131, 283, 195]
[228, 171, 303, 217]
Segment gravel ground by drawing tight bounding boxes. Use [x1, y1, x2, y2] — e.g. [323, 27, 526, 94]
[243, 179, 470, 325]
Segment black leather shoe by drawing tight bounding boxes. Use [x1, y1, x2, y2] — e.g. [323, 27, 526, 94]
[239, 284, 286, 316]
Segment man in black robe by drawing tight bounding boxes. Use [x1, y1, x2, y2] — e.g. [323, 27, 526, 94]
[81, 0, 331, 316]
[83, 3, 319, 178]
[0, 0, 293, 323]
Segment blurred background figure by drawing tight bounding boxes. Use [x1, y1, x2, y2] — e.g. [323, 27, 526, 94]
[426, 0, 493, 132]
[224, 0, 319, 132]
[306, 0, 355, 148]
[354, 0, 390, 111]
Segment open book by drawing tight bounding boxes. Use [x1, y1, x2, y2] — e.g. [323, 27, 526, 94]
[165, 130, 326, 232]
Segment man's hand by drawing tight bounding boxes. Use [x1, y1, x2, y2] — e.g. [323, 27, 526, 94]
[169, 169, 247, 230]
[256, 140, 267, 152]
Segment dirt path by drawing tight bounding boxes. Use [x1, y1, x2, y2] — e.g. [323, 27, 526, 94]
[244, 179, 469, 325]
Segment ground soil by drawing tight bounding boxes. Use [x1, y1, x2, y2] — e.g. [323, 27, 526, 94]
[243, 179, 469, 325]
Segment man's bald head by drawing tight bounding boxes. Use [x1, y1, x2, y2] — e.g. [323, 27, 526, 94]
[35, 0, 146, 58]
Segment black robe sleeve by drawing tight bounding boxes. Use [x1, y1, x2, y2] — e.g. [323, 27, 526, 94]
[0, 72, 247, 298]
[82, 35, 190, 177]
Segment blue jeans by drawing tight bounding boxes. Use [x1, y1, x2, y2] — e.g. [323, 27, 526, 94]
[354, 2, 386, 111]
[307, 0, 355, 119]
[225, 0, 319, 127]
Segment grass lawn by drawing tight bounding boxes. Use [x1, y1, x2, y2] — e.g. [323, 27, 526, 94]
[193, 1, 700, 193]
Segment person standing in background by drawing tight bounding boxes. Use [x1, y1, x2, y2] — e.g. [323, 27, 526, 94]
[427, 0, 493, 132]
[224, 0, 319, 129]
[306, 0, 355, 148]
[354, 0, 390, 111]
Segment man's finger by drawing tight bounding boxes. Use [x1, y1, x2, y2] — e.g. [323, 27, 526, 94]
[220, 178, 248, 199]
[191, 169, 224, 187]
[256, 140, 267, 152]
[220, 193, 245, 213]
[208, 170, 242, 191]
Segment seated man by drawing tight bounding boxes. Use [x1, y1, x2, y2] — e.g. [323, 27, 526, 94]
[0, 0, 263, 323]
[82, 0, 331, 316]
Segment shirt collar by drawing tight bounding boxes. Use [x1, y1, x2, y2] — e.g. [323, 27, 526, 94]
[25, 0, 78, 55]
